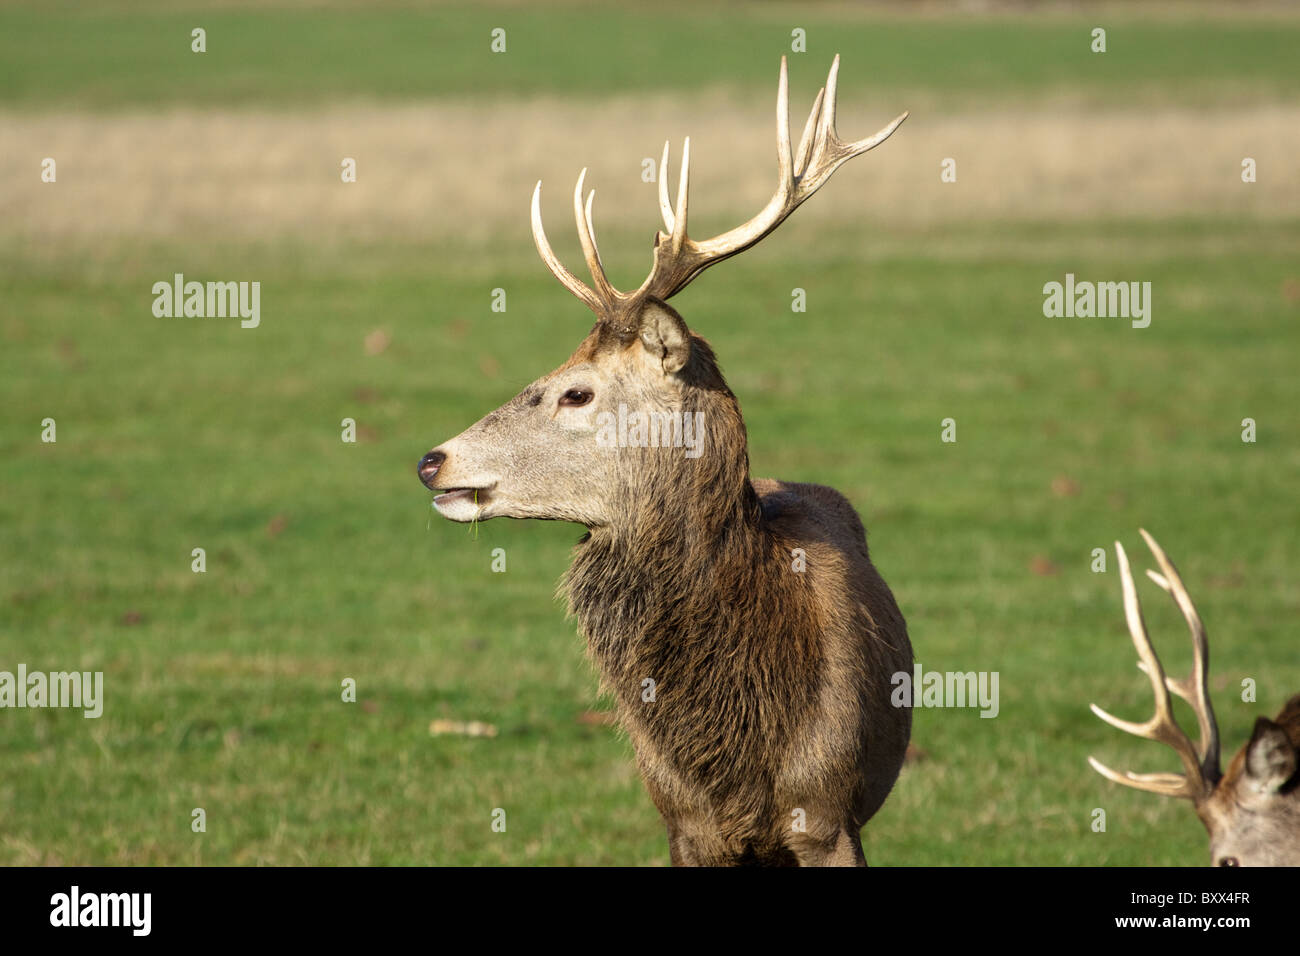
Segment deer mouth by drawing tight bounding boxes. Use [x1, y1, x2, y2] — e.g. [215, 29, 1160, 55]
[433, 488, 489, 506]
[430, 486, 493, 522]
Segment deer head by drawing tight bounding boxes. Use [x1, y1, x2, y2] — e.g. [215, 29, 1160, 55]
[417, 56, 906, 530]
[1089, 530, 1300, 866]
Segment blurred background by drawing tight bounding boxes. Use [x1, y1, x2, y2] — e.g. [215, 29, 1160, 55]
[1, 0, 1297, 864]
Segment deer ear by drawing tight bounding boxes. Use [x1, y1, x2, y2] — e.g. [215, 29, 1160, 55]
[637, 298, 691, 374]
[1244, 718, 1298, 793]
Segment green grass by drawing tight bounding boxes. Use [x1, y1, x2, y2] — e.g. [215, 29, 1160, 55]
[3, 218, 1297, 864]
[2, 1, 1298, 865]
[2, 3, 1300, 110]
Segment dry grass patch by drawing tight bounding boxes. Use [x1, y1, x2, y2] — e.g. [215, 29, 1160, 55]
[4, 99, 1296, 247]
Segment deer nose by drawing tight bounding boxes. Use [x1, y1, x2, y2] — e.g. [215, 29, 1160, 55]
[418, 450, 446, 488]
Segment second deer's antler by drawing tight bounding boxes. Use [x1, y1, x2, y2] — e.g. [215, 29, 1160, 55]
[531, 55, 908, 322]
[1088, 529, 1223, 803]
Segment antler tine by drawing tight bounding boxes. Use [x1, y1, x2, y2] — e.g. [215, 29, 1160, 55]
[821, 54, 841, 145]
[587, 191, 611, 287]
[572, 169, 618, 302]
[658, 141, 675, 233]
[1139, 528, 1222, 783]
[851, 111, 910, 152]
[1087, 539, 1214, 803]
[794, 86, 826, 178]
[776, 55, 793, 196]
[531, 180, 603, 316]
[1086, 757, 1198, 799]
[667, 137, 690, 256]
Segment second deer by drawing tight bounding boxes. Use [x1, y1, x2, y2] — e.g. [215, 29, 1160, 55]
[1090, 529, 1300, 865]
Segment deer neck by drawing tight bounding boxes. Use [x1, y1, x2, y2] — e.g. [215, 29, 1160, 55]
[564, 427, 769, 666]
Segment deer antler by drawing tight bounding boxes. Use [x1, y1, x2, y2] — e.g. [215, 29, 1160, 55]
[531, 55, 908, 322]
[1088, 529, 1223, 803]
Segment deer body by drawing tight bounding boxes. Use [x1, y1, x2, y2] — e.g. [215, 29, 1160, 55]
[566, 393, 911, 865]
[419, 58, 912, 865]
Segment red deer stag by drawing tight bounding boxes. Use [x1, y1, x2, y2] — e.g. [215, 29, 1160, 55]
[418, 56, 912, 866]
[1090, 530, 1300, 866]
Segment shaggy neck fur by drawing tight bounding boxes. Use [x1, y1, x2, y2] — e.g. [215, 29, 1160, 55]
[562, 336, 823, 804]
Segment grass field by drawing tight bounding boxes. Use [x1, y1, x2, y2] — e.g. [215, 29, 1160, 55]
[2, 1, 1298, 865]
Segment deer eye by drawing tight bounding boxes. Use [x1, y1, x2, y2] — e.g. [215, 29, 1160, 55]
[1218, 857, 1240, 867]
[559, 388, 593, 408]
